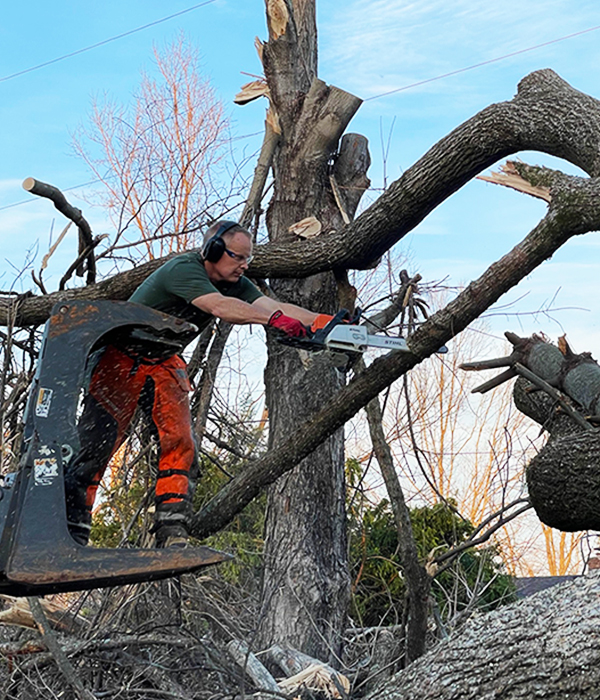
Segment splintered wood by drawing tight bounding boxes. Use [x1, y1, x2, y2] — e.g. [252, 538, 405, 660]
[234, 79, 270, 105]
[278, 663, 350, 699]
[267, 0, 289, 38]
[477, 161, 552, 202]
[266, 106, 281, 134]
[254, 36, 264, 66]
[0, 595, 87, 633]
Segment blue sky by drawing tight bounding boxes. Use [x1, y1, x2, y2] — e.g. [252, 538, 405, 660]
[1, 0, 600, 351]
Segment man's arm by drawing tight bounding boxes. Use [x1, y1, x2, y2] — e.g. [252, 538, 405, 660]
[192, 292, 319, 326]
[251, 296, 318, 326]
[192, 293, 272, 324]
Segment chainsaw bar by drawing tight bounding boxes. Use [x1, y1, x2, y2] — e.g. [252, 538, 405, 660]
[278, 309, 416, 369]
[278, 309, 447, 366]
[324, 324, 409, 353]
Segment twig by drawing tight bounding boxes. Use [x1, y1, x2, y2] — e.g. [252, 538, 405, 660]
[433, 501, 533, 573]
[27, 596, 96, 700]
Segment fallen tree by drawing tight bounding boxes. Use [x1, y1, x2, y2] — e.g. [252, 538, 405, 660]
[368, 572, 600, 700]
[462, 332, 600, 531]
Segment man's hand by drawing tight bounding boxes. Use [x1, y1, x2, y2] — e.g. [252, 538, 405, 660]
[268, 310, 308, 338]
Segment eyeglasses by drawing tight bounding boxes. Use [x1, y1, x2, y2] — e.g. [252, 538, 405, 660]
[224, 248, 254, 265]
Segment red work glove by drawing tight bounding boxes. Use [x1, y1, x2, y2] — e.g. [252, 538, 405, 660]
[268, 310, 308, 338]
[310, 314, 335, 333]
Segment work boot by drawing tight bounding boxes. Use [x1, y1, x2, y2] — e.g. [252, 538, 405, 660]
[155, 523, 189, 549]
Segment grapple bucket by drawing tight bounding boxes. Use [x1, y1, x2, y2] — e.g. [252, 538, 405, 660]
[0, 300, 231, 596]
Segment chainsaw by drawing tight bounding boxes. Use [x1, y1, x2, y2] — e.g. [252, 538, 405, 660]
[279, 309, 447, 369]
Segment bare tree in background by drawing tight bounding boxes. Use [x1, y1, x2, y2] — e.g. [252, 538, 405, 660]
[72, 35, 231, 260]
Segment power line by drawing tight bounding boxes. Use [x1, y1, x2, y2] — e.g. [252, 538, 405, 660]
[0, 131, 264, 212]
[0, 180, 101, 212]
[365, 23, 600, 101]
[0, 0, 218, 84]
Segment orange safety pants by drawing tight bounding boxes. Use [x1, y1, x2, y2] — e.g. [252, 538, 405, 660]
[64, 346, 198, 532]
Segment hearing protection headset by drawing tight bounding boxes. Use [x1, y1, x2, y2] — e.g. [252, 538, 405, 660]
[201, 220, 239, 263]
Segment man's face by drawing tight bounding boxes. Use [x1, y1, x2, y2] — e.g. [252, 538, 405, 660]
[208, 231, 253, 283]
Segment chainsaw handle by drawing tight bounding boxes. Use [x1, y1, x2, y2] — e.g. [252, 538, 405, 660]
[277, 307, 362, 351]
[310, 308, 362, 343]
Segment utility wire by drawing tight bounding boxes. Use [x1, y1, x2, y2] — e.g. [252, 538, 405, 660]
[0, 133, 263, 212]
[0, 180, 103, 212]
[365, 23, 600, 101]
[0, 0, 218, 84]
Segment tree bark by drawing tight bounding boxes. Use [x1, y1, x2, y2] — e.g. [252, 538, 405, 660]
[366, 573, 600, 700]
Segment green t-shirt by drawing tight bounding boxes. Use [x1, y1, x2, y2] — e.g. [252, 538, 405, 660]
[129, 252, 263, 346]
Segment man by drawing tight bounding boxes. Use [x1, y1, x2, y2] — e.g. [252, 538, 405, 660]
[64, 220, 322, 548]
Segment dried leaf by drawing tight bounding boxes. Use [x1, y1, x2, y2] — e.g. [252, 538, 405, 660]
[289, 216, 322, 239]
[267, 0, 289, 38]
[234, 79, 270, 105]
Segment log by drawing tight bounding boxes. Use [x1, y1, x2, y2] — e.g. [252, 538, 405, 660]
[0, 595, 88, 633]
[465, 333, 600, 531]
[264, 643, 326, 676]
[226, 639, 280, 694]
[525, 430, 600, 531]
[367, 573, 600, 700]
[263, 644, 351, 698]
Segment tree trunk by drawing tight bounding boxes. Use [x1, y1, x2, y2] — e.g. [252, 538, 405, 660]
[255, 0, 366, 663]
[367, 573, 600, 700]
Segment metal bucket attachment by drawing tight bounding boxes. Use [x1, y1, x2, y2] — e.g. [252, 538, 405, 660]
[0, 300, 231, 596]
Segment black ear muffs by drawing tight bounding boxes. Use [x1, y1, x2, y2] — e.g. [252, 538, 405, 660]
[201, 220, 239, 263]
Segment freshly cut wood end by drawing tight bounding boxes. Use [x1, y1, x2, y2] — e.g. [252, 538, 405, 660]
[278, 663, 350, 699]
[267, 0, 289, 38]
[22, 177, 36, 192]
[234, 79, 269, 105]
[289, 216, 322, 239]
[477, 161, 551, 202]
[254, 36, 264, 65]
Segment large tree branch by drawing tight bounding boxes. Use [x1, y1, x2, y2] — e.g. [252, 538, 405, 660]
[191, 172, 600, 538]
[3, 69, 599, 327]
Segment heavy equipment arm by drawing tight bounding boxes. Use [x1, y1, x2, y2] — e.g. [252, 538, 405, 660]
[0, 299, 230, 596]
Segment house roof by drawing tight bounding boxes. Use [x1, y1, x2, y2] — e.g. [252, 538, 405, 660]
[514, 576, 579, 599]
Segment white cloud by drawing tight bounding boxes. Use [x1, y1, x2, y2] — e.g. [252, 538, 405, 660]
[320, 0, 600, 99]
